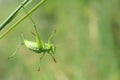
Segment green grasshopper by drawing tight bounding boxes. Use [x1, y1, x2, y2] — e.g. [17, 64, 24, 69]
[8, 29, 56, 71]
[8, 1, 56, 71]
[22, 26, 56, 71]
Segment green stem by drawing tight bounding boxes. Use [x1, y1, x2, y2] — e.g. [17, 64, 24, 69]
[0, 0, 32, 30]
[0, 0, 46, 40]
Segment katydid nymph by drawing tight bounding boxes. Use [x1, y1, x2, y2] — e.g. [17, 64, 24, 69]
[22, 27, 56, 71]
[8, 3, 56, 71]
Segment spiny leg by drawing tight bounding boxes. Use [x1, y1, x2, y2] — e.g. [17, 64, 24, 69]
[38, 53, 46, 71]
[49, 53, 56, 63]
[8, 43, 23, 59]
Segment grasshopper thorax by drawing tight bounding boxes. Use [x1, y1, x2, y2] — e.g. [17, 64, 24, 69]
[43, 43, 56, 54]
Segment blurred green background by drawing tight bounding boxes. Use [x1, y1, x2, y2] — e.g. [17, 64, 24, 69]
[0, 0, 120, 80]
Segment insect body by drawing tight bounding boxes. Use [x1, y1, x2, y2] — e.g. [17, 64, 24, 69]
[24, 40, 56, 53]
[22, 28, 56, 57]
[23, 26, 56, 71]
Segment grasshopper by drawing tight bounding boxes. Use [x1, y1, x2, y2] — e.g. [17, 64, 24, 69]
[8, 0, 56, 71]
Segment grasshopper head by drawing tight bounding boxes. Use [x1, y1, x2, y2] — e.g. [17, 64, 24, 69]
[51, 44, 56, 54]
[44, 43, 56, 54]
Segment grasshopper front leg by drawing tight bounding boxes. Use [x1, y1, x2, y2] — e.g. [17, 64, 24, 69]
[38, 53, 46, 71]
[8, 43, 24, 59]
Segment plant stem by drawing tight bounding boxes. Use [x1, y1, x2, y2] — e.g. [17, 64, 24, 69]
[0, 0, 46, 40]
[0, 0, 32, 30]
